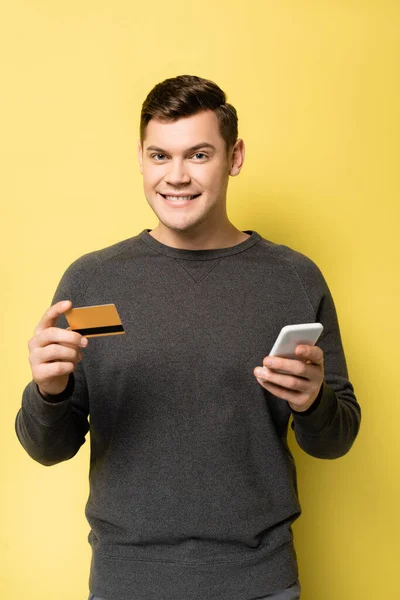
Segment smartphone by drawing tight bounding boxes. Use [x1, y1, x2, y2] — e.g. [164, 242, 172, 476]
[268, 323, 323, 374]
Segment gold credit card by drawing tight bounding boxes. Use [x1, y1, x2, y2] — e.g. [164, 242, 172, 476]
[65, 303, 125, 338]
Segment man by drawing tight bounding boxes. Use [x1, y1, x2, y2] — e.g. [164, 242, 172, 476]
[15, 74, 361, 600]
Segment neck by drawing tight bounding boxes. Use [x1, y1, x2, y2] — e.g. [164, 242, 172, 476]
[149, 222, 250, 250]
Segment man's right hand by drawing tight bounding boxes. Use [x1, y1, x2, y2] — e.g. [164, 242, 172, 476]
[28, 300, 88, 398]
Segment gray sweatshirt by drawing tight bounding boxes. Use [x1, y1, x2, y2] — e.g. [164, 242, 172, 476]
[15, 229, 361, 600]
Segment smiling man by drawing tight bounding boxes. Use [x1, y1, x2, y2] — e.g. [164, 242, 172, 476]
[16, 74, 361, 600]
[138, 108, 248, 249]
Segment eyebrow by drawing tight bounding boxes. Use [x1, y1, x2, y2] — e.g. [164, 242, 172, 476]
[145, 142, 217, 154]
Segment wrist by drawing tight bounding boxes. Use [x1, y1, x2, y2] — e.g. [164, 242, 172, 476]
[291, 382, 324, 415]
[36, 375, 74, 403]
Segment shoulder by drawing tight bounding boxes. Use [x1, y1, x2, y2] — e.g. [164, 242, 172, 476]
[65, 233, 142, 273]
[53, 233, 143, 302]
[256, 235, 330, 305]
[258, 236, 324, 277]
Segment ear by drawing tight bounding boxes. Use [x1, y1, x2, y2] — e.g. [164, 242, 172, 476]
[229, 139, 245, 177]
[137, 140, 143, 174]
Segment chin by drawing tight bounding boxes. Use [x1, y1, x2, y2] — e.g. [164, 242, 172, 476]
[157, 215, 205, 234]
[160, 221, 196, 233]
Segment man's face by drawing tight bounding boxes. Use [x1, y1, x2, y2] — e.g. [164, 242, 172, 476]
[138, 110, 244, 239]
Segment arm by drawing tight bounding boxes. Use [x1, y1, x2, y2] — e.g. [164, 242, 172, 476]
[254, 254, 361, 459]
[289, 286, 361, 459]
[15, 368, 89, 466]
[15, 257, 94, 466]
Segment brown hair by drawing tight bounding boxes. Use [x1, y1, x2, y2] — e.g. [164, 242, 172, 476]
[140, 75, 238, 156]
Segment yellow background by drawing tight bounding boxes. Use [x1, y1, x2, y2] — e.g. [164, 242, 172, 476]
[1, 1, 399, 598]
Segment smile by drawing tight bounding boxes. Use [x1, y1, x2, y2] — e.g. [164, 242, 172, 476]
[159, 194, 201, 201]
[158, 193, 201, 207]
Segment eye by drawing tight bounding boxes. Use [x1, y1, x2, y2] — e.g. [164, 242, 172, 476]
[193, 153, 207, 160]
[151, 153, 166, 161]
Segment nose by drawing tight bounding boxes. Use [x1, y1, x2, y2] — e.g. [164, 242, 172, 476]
[165, 159, 191, 186]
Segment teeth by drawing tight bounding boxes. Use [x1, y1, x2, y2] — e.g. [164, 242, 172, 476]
[164, 195, 196, 201]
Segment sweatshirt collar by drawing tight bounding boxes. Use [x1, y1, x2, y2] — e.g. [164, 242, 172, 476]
[139, 229, 261, 261]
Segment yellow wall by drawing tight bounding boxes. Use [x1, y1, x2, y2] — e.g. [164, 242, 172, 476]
[2, 1, 399, 598]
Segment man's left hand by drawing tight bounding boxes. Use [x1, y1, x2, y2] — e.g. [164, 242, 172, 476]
[253, 345, 324, 412]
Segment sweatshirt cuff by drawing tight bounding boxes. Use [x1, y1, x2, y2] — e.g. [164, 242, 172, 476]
[22, 375, 75, 426]
[291, 381, 337, 434]
[291, 382, 324, 416]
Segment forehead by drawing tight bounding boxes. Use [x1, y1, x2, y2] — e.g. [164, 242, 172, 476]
[144, 110, 224, 151]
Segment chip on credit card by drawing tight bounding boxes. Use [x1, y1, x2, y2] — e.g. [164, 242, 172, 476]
[65, 303, 125, 338]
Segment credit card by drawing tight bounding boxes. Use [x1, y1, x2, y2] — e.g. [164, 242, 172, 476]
[65, 303, 125, 338]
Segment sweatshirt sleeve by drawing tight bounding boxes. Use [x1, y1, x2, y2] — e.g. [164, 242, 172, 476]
[286, 252, 361, 459]
[15, 254, 98, 466]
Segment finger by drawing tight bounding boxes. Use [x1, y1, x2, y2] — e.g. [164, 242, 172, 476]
[295, 344, 324, 365]
[255, 374, 305, 402]
[30, 344, 82, 368]
[255, 367, 310, 392]
[262, 356, 311, 378]
[34, 360, 77, 381]
[34, 300, 73, 335]
[31, 326, 87, 350]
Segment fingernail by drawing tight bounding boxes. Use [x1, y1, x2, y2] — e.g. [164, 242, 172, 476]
[264, 358, 274, 367]
[255, 368, 265, 377]
[80, 338, 88, 347]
